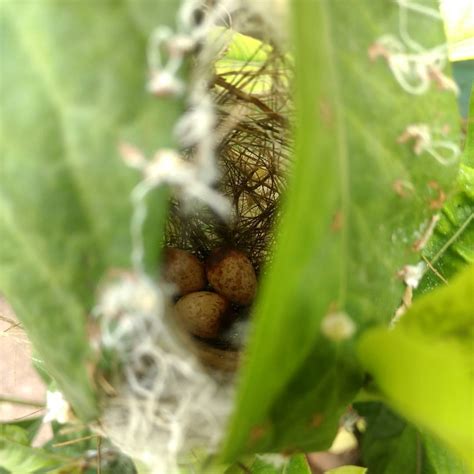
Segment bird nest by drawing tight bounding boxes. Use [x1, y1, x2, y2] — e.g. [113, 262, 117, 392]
[166, 48, 292, 272]
[93, 20, 294, 474]
[162, 39, 293, 368]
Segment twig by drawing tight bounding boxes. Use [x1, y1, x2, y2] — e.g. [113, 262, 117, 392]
[52, 434, 98, 448]
[3, 321, 22, 333]
[0, 396, 44, 408]
[57, 423, 88, 436]
[430, 212, 473, 265]
[97, 436, 102, 474]
[214, 75, 288, 127]
[412, 214, 440, 251]
[0, 314, 17, 327]
[421, 255, 447, 284]
[10, 408, 44, 421]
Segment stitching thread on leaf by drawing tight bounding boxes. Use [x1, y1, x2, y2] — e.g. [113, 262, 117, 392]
[378, 0, 461, 326]
[369, 0, 458, 96]
[397, 124, 461, 166]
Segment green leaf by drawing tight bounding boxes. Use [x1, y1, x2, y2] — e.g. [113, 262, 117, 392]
[358, 266, 474, 468]
[418, 163, 474, 291]
[43, 423, 97, 461]
[0, 425, 68, 473]
[213, 28, 278, 95]
[256, 341, 363, 453]
[325, 467, 367, 474]
[0, 0, 181, 420]
[400, 264, 474, 351]
[224, 0, 460, 458]
[356, 402, 468, 473]
[214, 27, 272, 64]
[422, 432, 470, 474]
[418, 88, 474, 291]
[1, 418, 43, 444]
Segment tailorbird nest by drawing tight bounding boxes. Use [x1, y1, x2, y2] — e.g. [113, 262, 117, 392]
[164, 40, 293, 364]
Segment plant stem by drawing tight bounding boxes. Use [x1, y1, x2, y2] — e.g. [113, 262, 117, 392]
[0, 395, 44, 408]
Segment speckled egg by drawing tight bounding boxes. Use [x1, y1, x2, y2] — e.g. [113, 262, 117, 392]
[163, 247, 206, 296]
[174, 291, 229, 339]
[206, 248, 257, 305]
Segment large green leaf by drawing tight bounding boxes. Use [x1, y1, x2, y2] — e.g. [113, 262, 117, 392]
[356, 402, 469, 474]
[0, 1, 180, 420]
[223, 0, 460, 458]
[358, 266, 474, 468]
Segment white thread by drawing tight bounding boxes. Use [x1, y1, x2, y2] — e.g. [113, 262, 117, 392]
[122, 145, 231, 272]
[397, 0, 442, 52]
[369, 1, 458, 96]
[396, 0, 441, 20]
[95, 274, 234, 474]
[397, 262, 426, 289]
[372, 35, 457, 95]
[383, 3, 459, 328]
[397, 124, 460, 166]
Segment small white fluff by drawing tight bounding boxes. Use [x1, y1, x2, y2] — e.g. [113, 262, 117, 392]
[399, 262, 426, 289]
[321, 312, 356, 342]
[43, 390, 71, 424]
[147, 70, 185, 97]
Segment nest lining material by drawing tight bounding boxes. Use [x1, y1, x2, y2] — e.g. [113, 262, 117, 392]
[165, 47, 292, 275]
[162, 35, 293, 372]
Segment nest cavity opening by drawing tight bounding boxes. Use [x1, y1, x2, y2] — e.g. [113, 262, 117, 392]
[165, 43, 293, 274]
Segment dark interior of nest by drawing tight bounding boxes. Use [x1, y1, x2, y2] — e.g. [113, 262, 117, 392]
[163, 47, 292, 372]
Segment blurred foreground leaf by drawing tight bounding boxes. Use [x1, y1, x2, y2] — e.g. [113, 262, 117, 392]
[223, 0, 460, 458]
[0, 1, 180, 419]
[358, 266, 474, 468]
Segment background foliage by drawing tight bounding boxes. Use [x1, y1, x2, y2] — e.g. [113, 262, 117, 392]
[0, 0, 181, 420]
